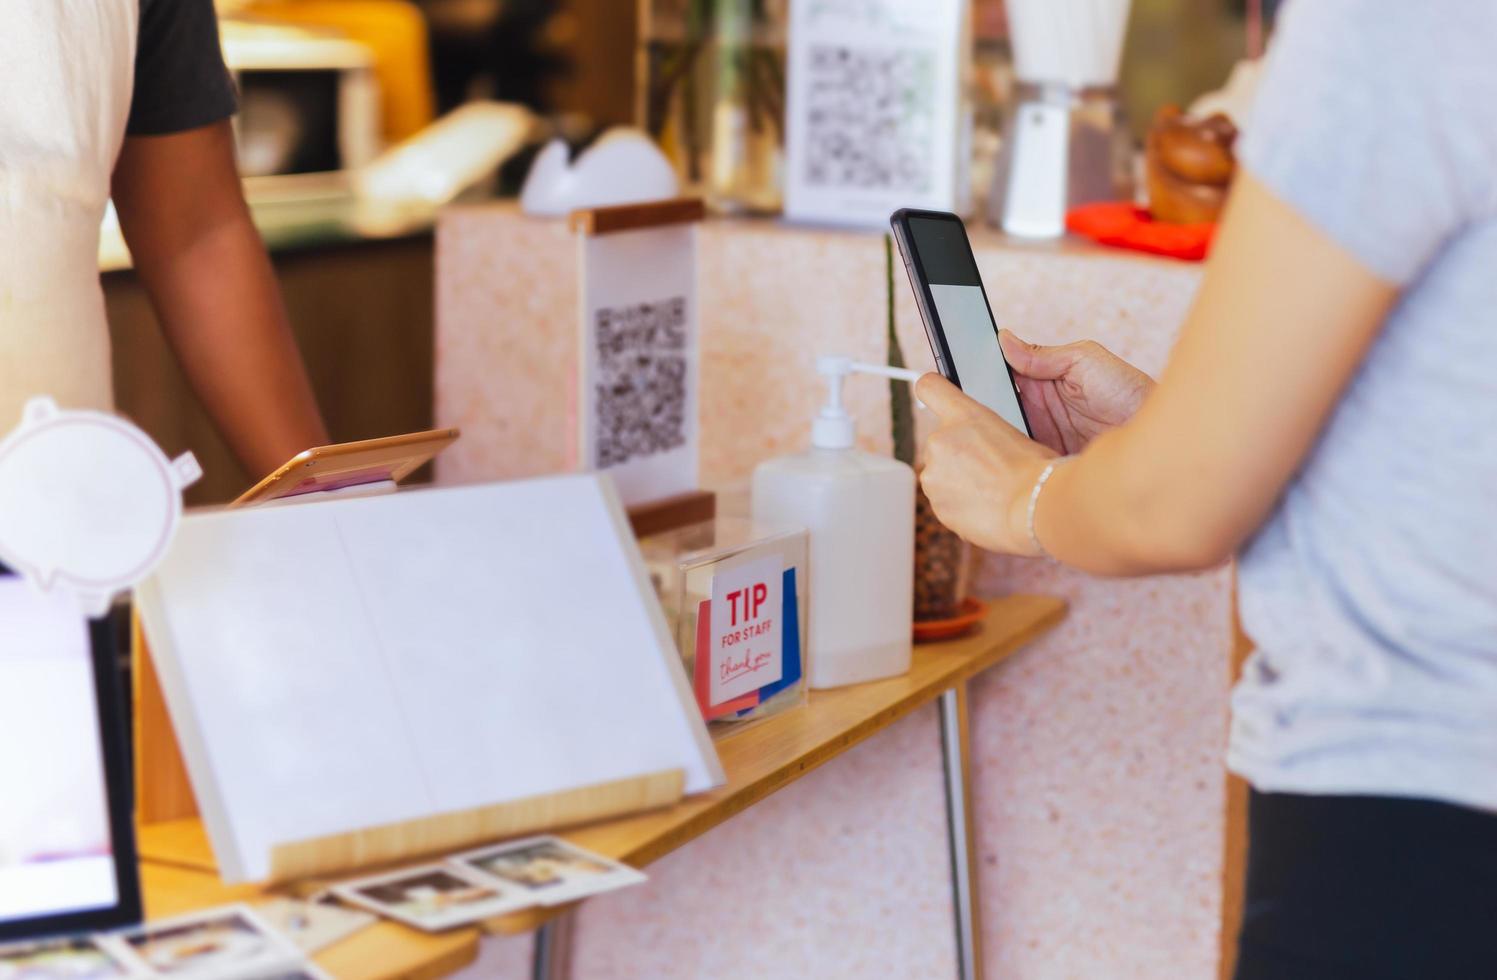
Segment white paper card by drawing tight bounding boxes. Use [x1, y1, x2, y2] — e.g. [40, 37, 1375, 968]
[784, 0, 968, 228]
[449, 835, 646, 908]
[331, 864, 530, 932]
[577, 223, 699, 506]
[256, 898, 375, 955]
[137, 475, 723, 883]
[101, 904, 309, 979]
[708, 554, 783, 706]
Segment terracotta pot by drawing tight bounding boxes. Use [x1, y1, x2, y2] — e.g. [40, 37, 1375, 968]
[913, 483, 971, 622]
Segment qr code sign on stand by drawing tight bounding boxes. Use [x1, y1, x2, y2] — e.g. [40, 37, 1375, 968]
[802, 45, 936, 195]
[593, 297, 689, 469]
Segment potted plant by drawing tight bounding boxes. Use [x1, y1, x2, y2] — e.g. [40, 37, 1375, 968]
[638, 0, 787, 213]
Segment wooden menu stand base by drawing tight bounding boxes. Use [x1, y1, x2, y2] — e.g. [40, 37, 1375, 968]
[267, 769, 684, 885]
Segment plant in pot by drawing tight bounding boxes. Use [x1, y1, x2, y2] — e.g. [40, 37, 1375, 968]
[883, 237, 977, 629]
[638, 0, 787, 214]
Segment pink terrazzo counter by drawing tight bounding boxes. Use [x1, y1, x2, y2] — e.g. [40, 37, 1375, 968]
[435, 204, 1232, 979]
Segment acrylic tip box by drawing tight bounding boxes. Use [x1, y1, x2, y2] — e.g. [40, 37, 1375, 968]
[639, 518, 809, 732]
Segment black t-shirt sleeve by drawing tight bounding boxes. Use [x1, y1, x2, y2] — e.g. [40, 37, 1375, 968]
[127, 0, 239, 136]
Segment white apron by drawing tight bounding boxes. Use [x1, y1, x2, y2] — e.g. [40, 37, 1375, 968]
[0, 1, 137, 428]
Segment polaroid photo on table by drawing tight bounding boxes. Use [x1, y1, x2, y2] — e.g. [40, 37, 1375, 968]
[0, 935, 135, 979]
[330, 865, 529, 933]
[105, 904, 304, 979]
[254, 899, 374, 956]
[450, 836, 646, 907]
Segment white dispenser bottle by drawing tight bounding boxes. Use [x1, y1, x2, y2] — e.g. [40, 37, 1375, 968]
[751, 356, 916, 689]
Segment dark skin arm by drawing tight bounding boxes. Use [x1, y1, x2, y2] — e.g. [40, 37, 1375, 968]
[110, 120, 328, 480]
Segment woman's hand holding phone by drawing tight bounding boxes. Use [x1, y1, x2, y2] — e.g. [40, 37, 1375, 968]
[916, 331, 1154, 555]
[916, 372, 1054, 555]
[998, 331, 1155, 455]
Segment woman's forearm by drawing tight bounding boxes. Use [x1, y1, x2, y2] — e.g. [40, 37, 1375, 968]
[1030, 172, 1397, 578]
[1033, 421, 1236, 577]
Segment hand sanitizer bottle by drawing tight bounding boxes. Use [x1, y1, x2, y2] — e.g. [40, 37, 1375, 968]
[751, 357, 917, 689]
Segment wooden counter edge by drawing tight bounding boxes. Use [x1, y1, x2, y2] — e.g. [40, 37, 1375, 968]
[568, 198, 705, 236]
[626, 595, 1067, 867]
[317, 921, 481, 980]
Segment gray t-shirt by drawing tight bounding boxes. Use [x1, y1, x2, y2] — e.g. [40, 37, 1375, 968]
[1229, 0, 1497, 811]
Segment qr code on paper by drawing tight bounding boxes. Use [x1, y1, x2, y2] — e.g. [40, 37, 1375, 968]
[802, 45, 936, 193]
[592, 297, 689, 469]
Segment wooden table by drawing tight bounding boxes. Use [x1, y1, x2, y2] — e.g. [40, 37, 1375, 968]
[140, 594, 1065, 980]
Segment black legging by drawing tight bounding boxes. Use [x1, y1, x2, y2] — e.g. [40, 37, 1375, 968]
[1236, 790, 1497, 979]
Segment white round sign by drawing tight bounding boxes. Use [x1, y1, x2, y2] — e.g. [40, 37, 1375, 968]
[0, 397, 200, 616]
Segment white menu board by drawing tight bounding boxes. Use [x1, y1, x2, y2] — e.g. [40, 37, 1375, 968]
[137, 475, 723, 883]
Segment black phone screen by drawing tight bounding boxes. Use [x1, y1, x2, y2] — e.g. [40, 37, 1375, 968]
[894, 210, 1031, 436]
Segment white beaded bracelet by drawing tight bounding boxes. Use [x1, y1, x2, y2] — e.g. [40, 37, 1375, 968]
[1026, 457, 1071, 559]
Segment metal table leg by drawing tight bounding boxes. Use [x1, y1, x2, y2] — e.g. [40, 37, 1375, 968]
[532, 910, 576, 980]
[940, 683, 985, 980]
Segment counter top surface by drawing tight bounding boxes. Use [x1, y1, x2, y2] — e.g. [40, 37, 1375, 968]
[101, 192, 437, 272]
[443, 199, 1190, 270]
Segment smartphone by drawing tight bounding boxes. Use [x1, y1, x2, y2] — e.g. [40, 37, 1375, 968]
[890, 208, 1032, 436]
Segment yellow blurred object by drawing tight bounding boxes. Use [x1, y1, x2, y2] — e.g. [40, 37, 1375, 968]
[240, 0, 436, 142]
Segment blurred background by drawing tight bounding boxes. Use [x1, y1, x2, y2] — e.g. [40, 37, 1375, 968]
[203, 0, 1264, 140]
[108, 0, 1276, 505]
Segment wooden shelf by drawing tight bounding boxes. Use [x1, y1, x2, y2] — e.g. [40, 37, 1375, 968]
[140, 594, 1064, 947]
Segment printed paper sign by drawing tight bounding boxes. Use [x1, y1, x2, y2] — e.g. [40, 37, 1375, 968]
[784, 0, 967, 228]
[708, 555, 784, 706]
[693, 599, 759, 721]
[578, 224, 699, 506]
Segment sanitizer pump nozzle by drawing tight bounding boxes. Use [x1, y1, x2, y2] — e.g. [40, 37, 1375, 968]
[812, 355, 923, 450]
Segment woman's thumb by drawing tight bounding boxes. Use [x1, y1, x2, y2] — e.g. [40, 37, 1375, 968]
[999, 329, 1072, 381]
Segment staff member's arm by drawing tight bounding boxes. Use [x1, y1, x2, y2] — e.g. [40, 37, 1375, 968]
[916, 170, 1396, 576]
[111, 121, 329, 479]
